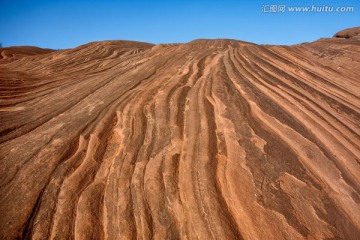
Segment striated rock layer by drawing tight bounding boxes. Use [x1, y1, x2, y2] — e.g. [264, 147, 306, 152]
[0, 29, 360, 239]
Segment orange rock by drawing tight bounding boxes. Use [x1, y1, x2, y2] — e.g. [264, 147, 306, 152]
[0, 30, 359, 239]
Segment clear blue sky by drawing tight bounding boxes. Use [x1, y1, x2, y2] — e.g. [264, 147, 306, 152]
[0, 0, 359, 49]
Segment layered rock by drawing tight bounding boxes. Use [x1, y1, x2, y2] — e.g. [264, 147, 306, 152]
[0, 29, 359, 239]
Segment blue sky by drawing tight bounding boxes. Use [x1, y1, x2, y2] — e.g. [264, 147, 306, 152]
[0, 0, 359, 49]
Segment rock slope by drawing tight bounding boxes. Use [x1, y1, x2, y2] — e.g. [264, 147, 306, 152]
[0, 29, 360, 239]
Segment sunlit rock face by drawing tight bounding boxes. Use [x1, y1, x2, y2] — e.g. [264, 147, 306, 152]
[0, 28, 360, 239]
[333, 27, 360, 39]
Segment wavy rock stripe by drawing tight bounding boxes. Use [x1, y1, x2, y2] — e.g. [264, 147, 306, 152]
[0, 31, 360, 239]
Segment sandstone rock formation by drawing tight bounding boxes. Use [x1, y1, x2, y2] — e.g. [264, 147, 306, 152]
[333, 27, 360, 39]
[0, 29, 360, 239]
[0, 46, 54, 60]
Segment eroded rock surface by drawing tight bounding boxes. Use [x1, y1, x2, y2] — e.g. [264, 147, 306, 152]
[0, 30, 360, 239]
